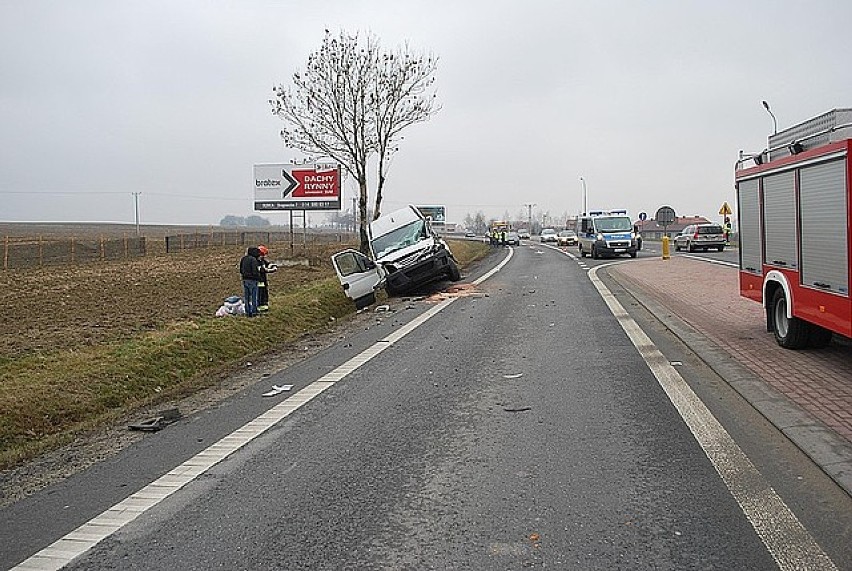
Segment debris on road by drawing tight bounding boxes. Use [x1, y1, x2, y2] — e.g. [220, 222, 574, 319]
[503, 373, 524, 379]
[503, 406, 532, 413]
[128, 408, 182, 432]
[262, 384, 293, 397]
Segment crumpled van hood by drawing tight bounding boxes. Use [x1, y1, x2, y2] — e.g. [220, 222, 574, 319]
[375, 236, 439, 266]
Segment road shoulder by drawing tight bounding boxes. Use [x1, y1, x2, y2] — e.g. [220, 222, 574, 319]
[601, 261, 852, 498]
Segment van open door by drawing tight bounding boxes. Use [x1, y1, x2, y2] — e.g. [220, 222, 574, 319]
[330, 249, 383, 309]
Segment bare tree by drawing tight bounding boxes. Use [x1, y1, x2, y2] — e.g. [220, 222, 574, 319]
[270, 30, 439, 253]
[370, 44, 439, 220]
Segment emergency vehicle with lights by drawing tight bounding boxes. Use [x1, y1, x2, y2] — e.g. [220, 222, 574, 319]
[577, 209, 639, 259]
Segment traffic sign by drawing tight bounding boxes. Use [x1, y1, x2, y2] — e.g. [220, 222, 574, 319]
[655, 205, 676, 225]
[639, 211, 647, 221]
[719, 201, 733, 216]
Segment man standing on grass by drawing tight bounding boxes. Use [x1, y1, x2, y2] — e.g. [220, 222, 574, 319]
[239, 246, 262, 317]
[256, 244, 278, 313]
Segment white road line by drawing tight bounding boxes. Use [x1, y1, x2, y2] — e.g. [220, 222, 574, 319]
[472, 246, 514, 285]
[588, 263, 836, 571]
[682, 253, 738, 267]
[14, 251, 517, 571]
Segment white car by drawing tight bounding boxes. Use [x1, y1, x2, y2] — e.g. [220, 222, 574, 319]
[540, 228, 557, 242]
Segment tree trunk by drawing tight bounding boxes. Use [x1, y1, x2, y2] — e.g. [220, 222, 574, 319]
[373, 170, 386, 222]
[358, 176, 370, 255]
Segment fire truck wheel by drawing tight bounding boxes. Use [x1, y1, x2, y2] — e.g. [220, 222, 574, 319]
[447, 259, 461, 282]
[771, 288, 810, 349]
[808, 324, 833, 349]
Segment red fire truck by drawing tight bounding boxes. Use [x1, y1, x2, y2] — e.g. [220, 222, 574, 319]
[735, 108, 852, 349]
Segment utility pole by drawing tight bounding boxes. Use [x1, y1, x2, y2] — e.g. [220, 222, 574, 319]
[132, 192, 141, 237]
[523, 203, 536, 232]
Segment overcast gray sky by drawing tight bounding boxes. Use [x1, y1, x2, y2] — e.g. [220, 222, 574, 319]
[2, 0, 852, 227]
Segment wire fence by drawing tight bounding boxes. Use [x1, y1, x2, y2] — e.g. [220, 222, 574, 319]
[2, 229, 356, 270]
[163, 230, 353, 253]
[2, 235, 147, 270]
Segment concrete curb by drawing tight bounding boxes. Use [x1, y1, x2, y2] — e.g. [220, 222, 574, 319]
[604, 267, 852, 498]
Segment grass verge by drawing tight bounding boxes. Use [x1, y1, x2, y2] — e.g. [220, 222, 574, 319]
[0, 238, 489, 470]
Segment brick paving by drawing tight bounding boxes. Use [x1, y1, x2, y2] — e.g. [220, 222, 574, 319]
[610, 257, 852, 445]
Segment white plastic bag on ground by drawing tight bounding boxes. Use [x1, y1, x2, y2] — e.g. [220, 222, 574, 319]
[216, 296, 246, 317]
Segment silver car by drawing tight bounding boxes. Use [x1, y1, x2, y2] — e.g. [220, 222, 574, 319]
[674, 223, 726, 252]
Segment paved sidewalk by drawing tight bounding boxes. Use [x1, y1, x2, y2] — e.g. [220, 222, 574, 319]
[608, 256, 852, 494]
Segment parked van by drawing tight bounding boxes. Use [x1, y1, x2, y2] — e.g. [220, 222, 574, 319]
[331, 205, 461, 308]
[577, 209, 639, 259]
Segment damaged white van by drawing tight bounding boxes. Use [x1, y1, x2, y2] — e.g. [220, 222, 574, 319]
[331, 205, 461, 309]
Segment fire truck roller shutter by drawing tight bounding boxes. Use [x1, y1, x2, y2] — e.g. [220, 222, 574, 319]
[799, 158, 849, 296]
[738, 178, 762, 276]
[762, 171, 798, 271]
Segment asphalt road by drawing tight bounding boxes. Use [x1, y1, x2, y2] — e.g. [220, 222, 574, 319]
[3, 242, 851, 570]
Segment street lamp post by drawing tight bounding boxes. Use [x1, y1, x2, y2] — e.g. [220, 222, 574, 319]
[579, 176, 588, 215]
[762, 100, 778, 161]
[762, 100, 777, 134]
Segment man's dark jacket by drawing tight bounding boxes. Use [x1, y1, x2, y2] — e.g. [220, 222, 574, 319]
[239, 247, 262, 281]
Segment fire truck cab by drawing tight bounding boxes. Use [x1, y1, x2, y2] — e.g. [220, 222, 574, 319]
[735, 108, 852, 349]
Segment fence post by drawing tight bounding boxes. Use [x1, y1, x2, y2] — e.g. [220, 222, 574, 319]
[39, 235, 43, 268]
[3, 235, 7, 271]
[70, 236, 75, 263]
[100, 235, 105, 261]
[124, 234, 128, 258]
[180, 234, 184, 252]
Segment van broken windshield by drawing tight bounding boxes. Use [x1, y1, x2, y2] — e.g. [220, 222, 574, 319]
[372, 220, 427, 259]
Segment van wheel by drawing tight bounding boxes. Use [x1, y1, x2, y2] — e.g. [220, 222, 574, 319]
[717, 246, 725, 252]
[771, 288, 810, 349]
[447, 259, 461, 282]
[674, 243, 681, 252]
[688, 243, 696, 253]
[580, 245, 587, 258]
[629, 251, 637, 258]
[354, 292, 376, 310]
